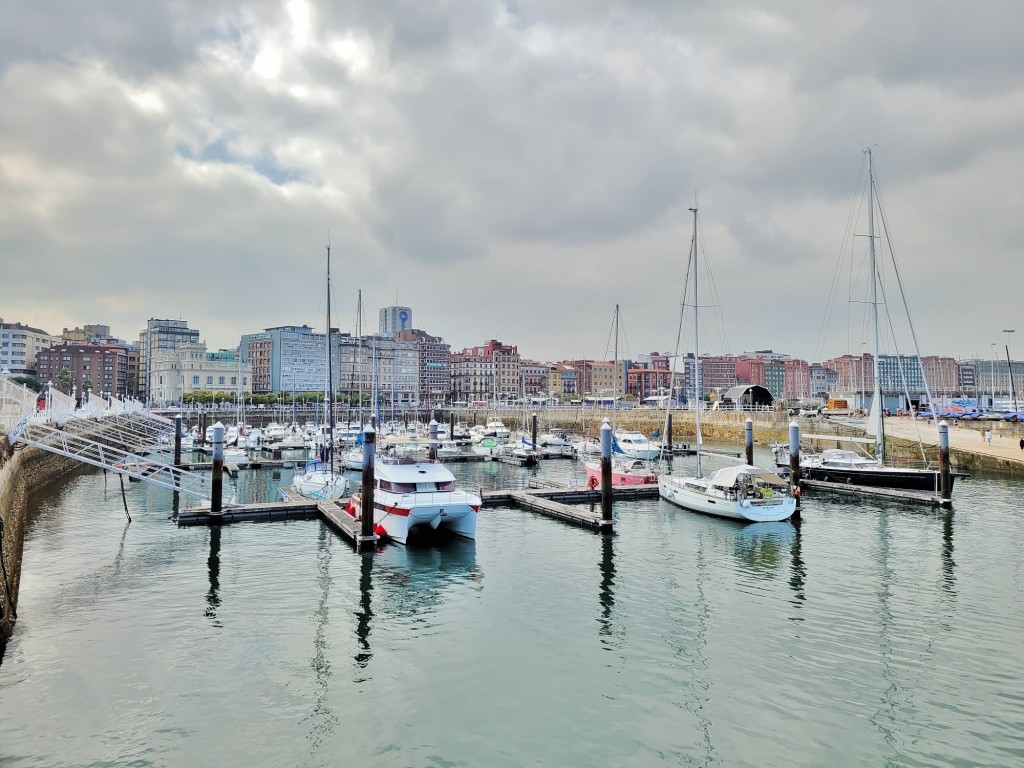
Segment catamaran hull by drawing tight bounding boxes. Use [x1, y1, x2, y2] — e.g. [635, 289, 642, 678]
[348, 495, 478, 545]
[659, 477, 796, 522]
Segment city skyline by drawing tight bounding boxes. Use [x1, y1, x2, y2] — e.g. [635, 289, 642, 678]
[1, 2, 1021, 362]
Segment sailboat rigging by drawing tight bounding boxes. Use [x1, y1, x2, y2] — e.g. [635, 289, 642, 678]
[659, 204, 797, 522]
[289, 240, 350, 501]
[776, 149, 965, 493]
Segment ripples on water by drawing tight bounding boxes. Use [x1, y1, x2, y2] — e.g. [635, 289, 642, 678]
[1, 449, 1023, 766]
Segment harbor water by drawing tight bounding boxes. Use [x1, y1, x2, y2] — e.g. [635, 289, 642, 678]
[1, 448, 1023, 766]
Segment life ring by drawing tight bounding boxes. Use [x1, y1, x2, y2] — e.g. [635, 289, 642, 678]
[588, 476, 599, 491]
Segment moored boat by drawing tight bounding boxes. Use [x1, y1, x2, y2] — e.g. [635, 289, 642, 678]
[345, 454, 481, 544]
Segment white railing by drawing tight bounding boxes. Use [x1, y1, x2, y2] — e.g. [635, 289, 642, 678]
[87, 391, 108, 418]
[1, 373, 39, 437]
[47, 385, 76, 426]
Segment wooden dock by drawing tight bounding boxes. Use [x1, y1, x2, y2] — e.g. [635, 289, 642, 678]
[508, 491, 606, 528]
[176, 459, 299, 472]
[799, 478, 950, 508]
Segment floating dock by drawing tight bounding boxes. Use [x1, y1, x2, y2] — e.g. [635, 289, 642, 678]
[799, 478, 950, 508]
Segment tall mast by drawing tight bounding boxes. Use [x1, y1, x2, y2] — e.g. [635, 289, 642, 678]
[356, 289, 363, 422]
[690, 205, 702, 478]
[325, 241, 334, 471]
[613, 304, 619, 432]
[867, 149, 885, 462]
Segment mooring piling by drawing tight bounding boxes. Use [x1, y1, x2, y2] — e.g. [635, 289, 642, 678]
[939, 420, 951, 501]
[745, 417, 754, 466]
[600, 419, 613, 523]
[211, 422, 224, 514]
[428, 419, 438, 461]
[174, 415, 183, 467]
[359, 426, 378, 551]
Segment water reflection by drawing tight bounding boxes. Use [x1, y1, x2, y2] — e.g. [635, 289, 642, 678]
[788, 518, 806, 617]
[732, 522, 796, 580]
[941, 510, 956, 597]
[597, 534, 619, 648]
[308, 524, 339, 749]
[354, 553, 374, 673]
[205, 527, 221, 625]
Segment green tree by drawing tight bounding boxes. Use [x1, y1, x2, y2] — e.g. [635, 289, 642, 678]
[11, 375, 43, 392]
[58, 367, 74, 394]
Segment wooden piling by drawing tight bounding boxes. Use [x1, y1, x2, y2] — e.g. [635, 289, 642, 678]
[532, 413, 538, 456]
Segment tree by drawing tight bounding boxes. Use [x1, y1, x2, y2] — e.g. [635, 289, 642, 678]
[58, 367, 73, 394]
[11, 375, 42, 392]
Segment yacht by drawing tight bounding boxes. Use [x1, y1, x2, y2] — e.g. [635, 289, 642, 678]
[660, 464, 797, 522]
[345, 453, 481, 544]
[613, 431, 661, 460]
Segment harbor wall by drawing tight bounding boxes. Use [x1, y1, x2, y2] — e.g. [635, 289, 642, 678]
[0, 437, 82, 641]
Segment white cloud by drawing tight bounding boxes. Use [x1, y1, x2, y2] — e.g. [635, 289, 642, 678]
[0, 0, 1021, 364]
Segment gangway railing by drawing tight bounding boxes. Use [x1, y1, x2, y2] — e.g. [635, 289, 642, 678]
[16, 421, 211, 500]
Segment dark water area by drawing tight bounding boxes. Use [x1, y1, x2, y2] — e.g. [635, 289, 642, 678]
[1, 447, 1023, 766]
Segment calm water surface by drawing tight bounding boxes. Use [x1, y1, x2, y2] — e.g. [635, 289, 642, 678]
[1, 448, 1023, 767]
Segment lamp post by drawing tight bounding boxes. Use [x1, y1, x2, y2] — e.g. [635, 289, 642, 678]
[1004, 329, 1018, 413]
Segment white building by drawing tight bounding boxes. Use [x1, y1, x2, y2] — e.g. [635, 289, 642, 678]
[0, 318, 59, 376]
[379, 306, 413, 338]
[150, 342, 252, 405]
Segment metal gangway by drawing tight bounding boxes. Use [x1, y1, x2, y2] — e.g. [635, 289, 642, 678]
[1, 372, 211, 500]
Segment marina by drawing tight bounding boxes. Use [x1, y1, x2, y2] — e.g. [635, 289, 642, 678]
[2, 450, 1023, 766]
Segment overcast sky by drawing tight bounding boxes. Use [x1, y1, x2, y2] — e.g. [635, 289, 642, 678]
[1, 0, 1021, 365]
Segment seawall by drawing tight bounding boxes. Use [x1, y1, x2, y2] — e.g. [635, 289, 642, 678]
[0, 437, 83, 641]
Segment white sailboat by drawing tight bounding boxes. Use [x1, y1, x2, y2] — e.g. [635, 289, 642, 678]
[659, 204, 796, 522]
[291, 241, 350, 502]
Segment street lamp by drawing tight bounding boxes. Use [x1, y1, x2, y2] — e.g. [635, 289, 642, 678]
[1004, 329, 1018, 412]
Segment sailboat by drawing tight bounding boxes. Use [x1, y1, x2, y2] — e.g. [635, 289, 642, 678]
[583, 305, 659, 486]
[772, 150, 964, 494]
[291, 241, 351, 502]
[659, 205, 797, 522]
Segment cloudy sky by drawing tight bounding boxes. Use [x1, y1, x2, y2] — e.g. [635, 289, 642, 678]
[1, 0, 1020, 365]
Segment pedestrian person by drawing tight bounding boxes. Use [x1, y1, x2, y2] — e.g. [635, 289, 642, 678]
[1019, 437, 1023, 452]
[985, 430, 992, 445]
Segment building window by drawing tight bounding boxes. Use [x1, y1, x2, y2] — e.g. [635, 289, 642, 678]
[206, 376, 213, 385]
[193, 376, 200, 385]
[218, 376, 225, 386]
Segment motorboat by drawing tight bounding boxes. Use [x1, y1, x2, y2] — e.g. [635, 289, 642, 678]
[613, 431, 661, 460]
[583, 456, 657, 486]
[290, 458, 350, 501]
[345, 454, 481, 544]
[659, 464, 797, 522]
